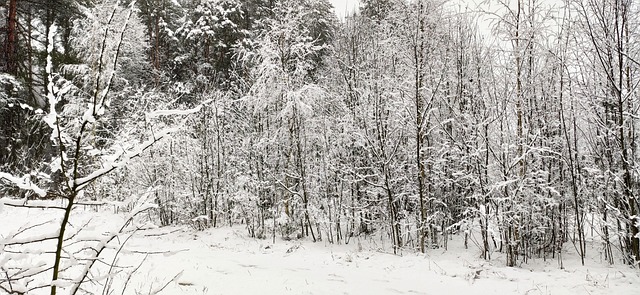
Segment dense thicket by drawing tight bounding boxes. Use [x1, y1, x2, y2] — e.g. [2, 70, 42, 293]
[1, 0, 639, 270]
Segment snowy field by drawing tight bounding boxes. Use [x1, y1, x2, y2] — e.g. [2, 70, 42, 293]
[1, 204, 638, 295]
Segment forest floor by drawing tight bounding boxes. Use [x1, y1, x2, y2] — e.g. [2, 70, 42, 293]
[1, 204, 639, 294]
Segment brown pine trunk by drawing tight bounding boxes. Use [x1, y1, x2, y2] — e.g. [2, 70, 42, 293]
[5, 0, 18, 75]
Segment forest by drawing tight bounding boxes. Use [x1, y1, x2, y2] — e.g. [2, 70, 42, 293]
[0, 0, 639, 293]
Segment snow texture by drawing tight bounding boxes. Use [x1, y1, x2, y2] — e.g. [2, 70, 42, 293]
[1, 203, 638, 295]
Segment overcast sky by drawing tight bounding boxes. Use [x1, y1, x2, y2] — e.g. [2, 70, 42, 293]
[328, 0, 360, 18]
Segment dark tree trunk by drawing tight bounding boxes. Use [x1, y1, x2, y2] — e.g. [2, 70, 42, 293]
[5, 0, 18, 75]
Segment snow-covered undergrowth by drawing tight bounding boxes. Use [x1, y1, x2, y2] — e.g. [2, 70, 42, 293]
[1, 203, 637, 295]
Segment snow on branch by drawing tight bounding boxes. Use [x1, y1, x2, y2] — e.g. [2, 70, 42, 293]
[0, 172, 47, 197]
[43, 23, 59, 132]
[73, 98, 211, 191]
[73, 127, 178, 189]
[145, 99, 212, 120]
[73, 96, 213, 191]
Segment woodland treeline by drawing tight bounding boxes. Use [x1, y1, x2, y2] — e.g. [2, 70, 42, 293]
[0, 0, 639, 269]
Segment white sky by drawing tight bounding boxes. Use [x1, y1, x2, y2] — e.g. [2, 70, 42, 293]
[329, 0, 360, 18]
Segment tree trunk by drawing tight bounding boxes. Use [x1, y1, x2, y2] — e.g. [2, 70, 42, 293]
[4, 0, 18, 75]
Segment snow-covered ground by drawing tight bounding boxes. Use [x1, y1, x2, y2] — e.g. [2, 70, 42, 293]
[1, 204, 638, 294]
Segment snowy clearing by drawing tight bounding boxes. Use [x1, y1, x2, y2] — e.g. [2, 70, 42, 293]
[1, 205, 638, 295]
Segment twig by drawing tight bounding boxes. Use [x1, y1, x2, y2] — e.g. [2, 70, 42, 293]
[121, 254, 148, 295]
[149, 271, 183, 295]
